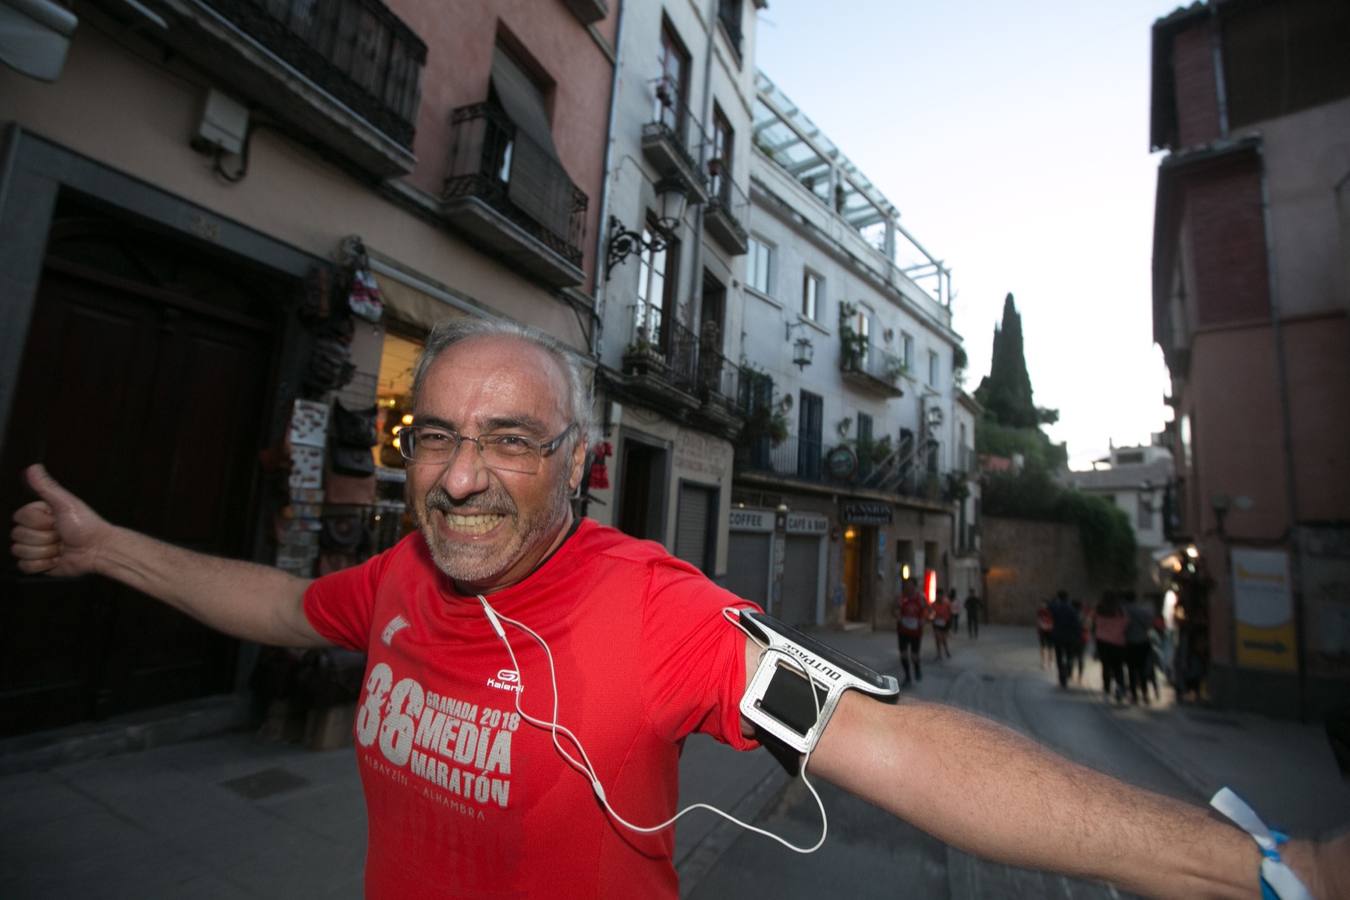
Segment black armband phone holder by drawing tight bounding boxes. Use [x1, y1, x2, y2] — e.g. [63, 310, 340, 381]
[738, 610, 900, 756]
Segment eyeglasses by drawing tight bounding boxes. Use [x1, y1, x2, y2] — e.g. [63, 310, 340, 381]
[398, 423, 576, 474]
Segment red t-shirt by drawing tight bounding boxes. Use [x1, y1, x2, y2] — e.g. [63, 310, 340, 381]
[896, 594, 926, 636]
[930, 599, 951, 628]
[1036, 607, 1053, 632]
[303, 519, 759, 899]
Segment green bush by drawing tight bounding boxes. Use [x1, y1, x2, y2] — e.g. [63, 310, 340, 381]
[975, 419, 1067, 473]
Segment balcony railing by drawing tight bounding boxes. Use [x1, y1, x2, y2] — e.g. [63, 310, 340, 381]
[737, 431, 950, 503]
[626, 303, 698, 392]
[956, 444, 977, 474]
[840, 345, 905, 397]
[736, 434, 822, 483]
[642, 77, 709, 202]
[442, 104, 588, 282]
[209, 0, 425, 148]
[705, 165, 750, 254]
[662, 318, 700, 393]
[697, 342, 742, 408]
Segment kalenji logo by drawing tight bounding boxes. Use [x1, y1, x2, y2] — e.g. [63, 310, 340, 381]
[380, 615, 410, 647]
[487, 669, 522, 693]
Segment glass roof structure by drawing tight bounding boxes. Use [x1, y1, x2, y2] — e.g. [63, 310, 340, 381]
[753, 70, 950, 308]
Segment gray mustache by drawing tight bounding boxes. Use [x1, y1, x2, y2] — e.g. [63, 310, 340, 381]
[424, 486, 515, 517]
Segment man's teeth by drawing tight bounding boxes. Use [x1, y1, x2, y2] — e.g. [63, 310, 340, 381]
[441, 512, 504, 534]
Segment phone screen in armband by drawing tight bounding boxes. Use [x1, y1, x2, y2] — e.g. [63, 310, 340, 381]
[758, 662, 830, 737]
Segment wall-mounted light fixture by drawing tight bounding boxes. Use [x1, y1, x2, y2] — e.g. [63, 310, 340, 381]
[785, 319, 814, 370]
[605, 178, 691, 279]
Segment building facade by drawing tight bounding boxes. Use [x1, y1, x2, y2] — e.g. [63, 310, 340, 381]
[725, 72, 973, 628]
[1149, 0, 1350, 716]
[585, 0, 763, 581]
[1067, 441, 1175, 600]
[0, 0, 617, 737]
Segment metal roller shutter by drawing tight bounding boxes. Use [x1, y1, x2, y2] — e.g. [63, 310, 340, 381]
[781, 534, 821, 625]
[674, 483, 714, 573]
[725, 531, 771, 607]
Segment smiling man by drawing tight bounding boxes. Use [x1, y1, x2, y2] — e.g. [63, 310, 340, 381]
[404, 329, 586, 590]
[10, 318, 1346, 900]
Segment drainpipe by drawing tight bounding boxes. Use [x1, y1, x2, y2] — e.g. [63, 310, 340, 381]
[1208, 3, 1230, 138]
[1257, 146, 1307, 721]
[686, 0, 718, 329]
[590, 0, 627, 362]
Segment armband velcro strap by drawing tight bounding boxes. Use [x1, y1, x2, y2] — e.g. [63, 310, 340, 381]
[1209, 787, 1314, 900]
[737, 610, 899, 755]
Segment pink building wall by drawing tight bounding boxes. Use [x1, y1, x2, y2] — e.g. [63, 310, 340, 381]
[391, 0, 619, 292]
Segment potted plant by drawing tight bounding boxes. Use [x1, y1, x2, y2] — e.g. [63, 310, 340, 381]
[838, 302, 869, 371]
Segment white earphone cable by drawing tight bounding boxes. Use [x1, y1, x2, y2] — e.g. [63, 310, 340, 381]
[478, 595, 828, 854]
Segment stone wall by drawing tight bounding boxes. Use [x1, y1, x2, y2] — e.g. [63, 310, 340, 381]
[982, 517, 1094, 625]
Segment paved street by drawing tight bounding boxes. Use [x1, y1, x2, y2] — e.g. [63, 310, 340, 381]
[676, 624, 1350, 899]
[3, 625, 1347, 898]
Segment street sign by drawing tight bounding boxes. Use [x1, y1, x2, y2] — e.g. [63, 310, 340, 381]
[1231, 547, 1296, 672]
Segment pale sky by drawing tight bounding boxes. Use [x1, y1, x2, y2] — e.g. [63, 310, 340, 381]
[756, 0, 1182, 469]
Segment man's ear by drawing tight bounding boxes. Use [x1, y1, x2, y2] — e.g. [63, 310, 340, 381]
[567, 437, 589, 492]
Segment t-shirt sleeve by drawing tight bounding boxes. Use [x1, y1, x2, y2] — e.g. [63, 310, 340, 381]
[302, 545, 395, 651]
[641, 560, 762, 751]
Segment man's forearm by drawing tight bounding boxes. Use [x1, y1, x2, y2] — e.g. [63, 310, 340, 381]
[95, 525, 326, 648]
[810, 693, 1262, 898]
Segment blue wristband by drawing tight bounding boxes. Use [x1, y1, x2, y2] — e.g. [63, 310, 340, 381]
[1210, 788, 1313, 900]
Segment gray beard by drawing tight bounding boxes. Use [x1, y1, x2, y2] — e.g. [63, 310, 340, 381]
[414, 479, 571, 585]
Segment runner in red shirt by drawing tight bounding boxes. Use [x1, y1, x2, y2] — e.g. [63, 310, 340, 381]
[930, 591, 953, 661]
[893, 578, 926, 687]
[1036, 599, 1055, 670]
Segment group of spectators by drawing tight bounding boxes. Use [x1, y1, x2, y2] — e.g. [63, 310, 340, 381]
[1038, 590, 1164, 703]
[891, 579, 983, 687]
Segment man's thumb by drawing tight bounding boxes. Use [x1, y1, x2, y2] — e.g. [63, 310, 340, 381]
[25, 464, 80, 513]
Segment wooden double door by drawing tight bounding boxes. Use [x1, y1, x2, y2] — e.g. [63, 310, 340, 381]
[0, 257, 278, 736]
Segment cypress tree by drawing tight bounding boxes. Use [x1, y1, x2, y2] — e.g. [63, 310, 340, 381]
[976, 293, 1039, 429]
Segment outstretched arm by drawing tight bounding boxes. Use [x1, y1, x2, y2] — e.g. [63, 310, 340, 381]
[741, 639, 1346, 898]
[11, 464, 327, 648]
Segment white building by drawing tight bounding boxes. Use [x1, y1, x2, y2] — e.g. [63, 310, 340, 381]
[585, 0, 765, 579]
[1068, 441, 1175, 554]
[724, 72, 974, 628]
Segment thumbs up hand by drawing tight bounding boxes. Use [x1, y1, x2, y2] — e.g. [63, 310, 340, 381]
[10, 464, 111, 577]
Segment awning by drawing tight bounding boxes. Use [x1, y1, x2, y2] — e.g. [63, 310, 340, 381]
[372, 270, 469, 333]
[490, 47, 574, 241]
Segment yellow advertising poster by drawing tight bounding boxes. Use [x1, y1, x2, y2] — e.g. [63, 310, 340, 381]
[1231, 547, 1297, 672]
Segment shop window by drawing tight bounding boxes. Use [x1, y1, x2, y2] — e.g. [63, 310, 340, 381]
[372, 329, 424, 551]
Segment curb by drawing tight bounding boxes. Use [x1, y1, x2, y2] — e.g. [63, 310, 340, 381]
[675, 759, 791, 897]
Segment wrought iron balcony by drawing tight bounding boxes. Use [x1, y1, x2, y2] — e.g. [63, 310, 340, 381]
[159, 0, 427, 175]
[210, 0, 423, 145]
[956, 443, 977, 474]
[562, 0, 608, 25]
[840, 345, 905, 397]
[735, 434, 824, 484]
[737, 429, 951, 506]
[641, 77, 709, 204]
[442, 104, 588, 288]
[623, 303, 697, 392]
[696, 343, 743, 409]
[704, 165, 749, 255]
